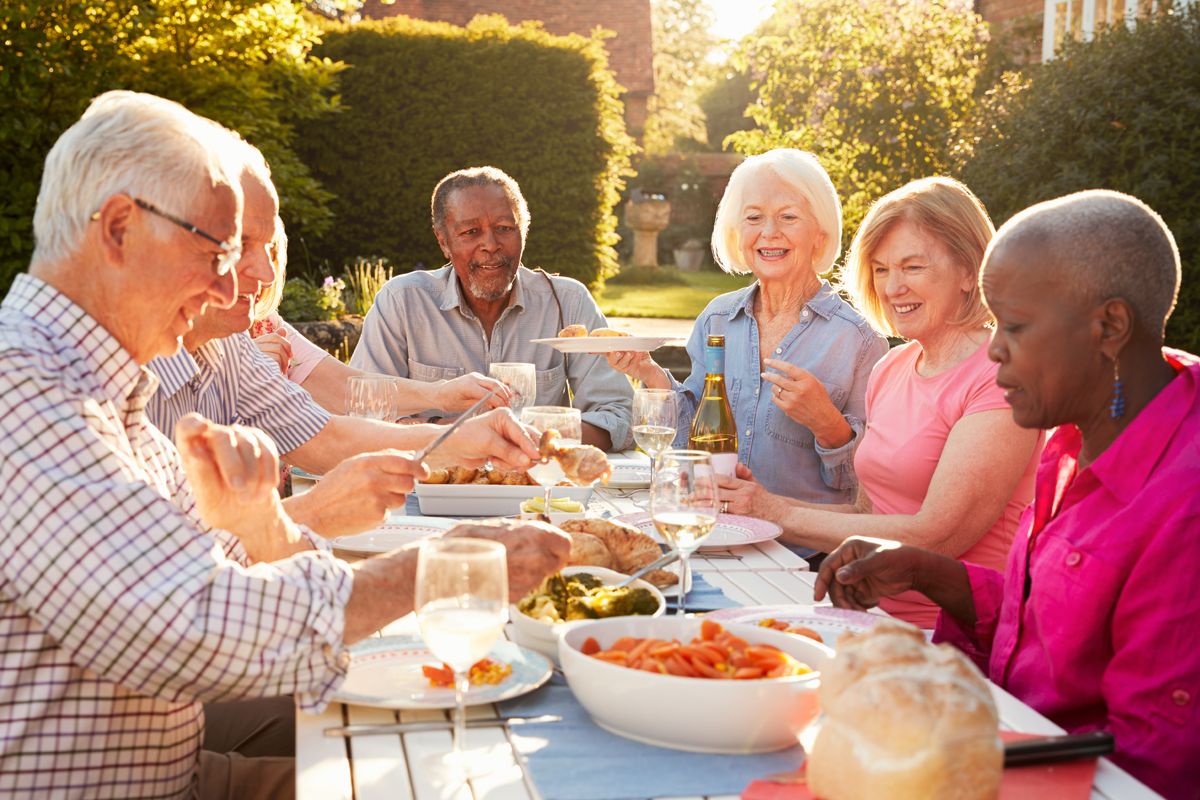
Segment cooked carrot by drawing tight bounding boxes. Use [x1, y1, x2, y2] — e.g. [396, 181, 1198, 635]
[790, 626, 822, 643]
[581, 637, 602, 656]
[693, 659, 729, 679]
[611, 636, 639, 652]
[626, 637, 656, 662]
[680, 645, 716, 667]
[701, 618, 722, 641]
[733, 667, 765, 679]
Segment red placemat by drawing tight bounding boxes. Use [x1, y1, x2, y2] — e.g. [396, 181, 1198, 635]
[741, 732, 1098, 800]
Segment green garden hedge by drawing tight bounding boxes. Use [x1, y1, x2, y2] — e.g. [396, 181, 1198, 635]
[294, 14, 636, 287]
[954, 7, 1200, 351]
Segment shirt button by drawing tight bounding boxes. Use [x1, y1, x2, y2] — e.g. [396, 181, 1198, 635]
[775, 348, 782, 354]
[1173, 689, 1190, 706]
[1065, 551, 1082, 567]
[802, 309, 809, 317]
[745, 429, 751, 437]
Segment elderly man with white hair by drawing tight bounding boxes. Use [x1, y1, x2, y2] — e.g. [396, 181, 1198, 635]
[0, 90, 569, 799]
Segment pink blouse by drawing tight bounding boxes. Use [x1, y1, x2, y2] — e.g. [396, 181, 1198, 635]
[249, 312, 330, 385]
[854, 341, 1042, 627]
[936, 350, 1200, 800]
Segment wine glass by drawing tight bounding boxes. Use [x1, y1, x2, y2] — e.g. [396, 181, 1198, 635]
[415, 537, 508, 782]
[650, 450, 719, 618]
[520, 406, 582, 512]
[346, 375, 398, 421]
[632, 388, 678, 485]
[488, 362, 537, 416]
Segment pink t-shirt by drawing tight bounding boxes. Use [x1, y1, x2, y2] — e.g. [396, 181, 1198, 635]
[249, 312, 331, 385]
[854, 340, 1042, 628]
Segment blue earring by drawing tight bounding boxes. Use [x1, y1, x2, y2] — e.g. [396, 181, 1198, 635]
[1110, 357, 1125, 418]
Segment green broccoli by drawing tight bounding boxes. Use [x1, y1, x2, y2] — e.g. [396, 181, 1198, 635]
[564, 586, 660, 620]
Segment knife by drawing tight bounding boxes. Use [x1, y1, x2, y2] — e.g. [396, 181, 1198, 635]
[324, 714, 562, 738]
[413, 384, 503, 463]
[613, 550, 682, 588]
[1003, 730, 1114, 767]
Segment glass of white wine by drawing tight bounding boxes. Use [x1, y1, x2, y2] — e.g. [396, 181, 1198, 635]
[488, 362, 537, 416]
[415, 537, 508, 782]
[346, 375, 398, 421]
[632, 388, 678, 486]
[650, 450, 719, 618]
[520, 405, 582, 510]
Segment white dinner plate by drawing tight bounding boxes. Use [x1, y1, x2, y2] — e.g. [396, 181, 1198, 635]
[334, 635, 553, 709]
[531, 336, 682, 354]
[604, 464, 652, 489]
[703, 604, 880, 648]
[331, 519, 461, 559]
[610, 512, 783, 552]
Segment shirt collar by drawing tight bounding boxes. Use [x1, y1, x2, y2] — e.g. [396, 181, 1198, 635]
[146, 337, 227, 400]
[732, 278, 840, 320]
[4, 273, 155, 409]
[1086, 348, 1199, 503]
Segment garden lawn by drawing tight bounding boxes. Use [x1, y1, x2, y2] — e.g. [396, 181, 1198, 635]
[594, 271, 755, 319]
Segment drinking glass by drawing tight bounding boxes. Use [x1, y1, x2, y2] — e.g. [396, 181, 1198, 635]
[632, 388, 678, 485]
[415, 537, 508, 782]
[488, 362, 537, 416]
[346, 375, 398, 421]
[650, 450, 719, 618]
[520, 406, 583, 510]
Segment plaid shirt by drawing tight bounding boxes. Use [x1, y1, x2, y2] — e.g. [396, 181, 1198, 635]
[0, 275, 354, 798]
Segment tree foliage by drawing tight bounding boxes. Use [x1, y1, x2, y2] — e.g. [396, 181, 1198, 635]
[643, 0, 718, 155]
[953, 6, 1200, 351]
[294, 14, 636, 287]
[728, 0, 990, 249]
[0, 1, 342, 292]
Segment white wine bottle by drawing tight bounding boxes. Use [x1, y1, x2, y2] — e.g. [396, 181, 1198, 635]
[688, 334, 739, 477]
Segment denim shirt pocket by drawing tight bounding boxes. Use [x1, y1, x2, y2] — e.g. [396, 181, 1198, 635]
[408, 360, 465, 382]
[765, 380, 846, 449]
[727, 377, 742, 411]
[536, 364, 568, 406]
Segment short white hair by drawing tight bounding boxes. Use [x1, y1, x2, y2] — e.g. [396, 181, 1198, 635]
[711, 149, 843, 275]
[223, 130, 279, 205]
[988, 189, 1181, 337]
[32, 90, 242, 266]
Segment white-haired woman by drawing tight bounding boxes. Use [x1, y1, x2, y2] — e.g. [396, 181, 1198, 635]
[607, 150, 888, 533]
[248, 217, 508, 416]
[716, 177, 1044, 627]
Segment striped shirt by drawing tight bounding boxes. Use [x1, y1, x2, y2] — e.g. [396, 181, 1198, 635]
[352, 266, 635, 449]
[0, 275, 354, 798]
[147, 331, 330, 455]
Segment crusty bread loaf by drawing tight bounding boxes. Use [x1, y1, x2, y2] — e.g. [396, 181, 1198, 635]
[590, 327, 631, 337]
[806, 619, 1002, 800]
[558, 324, 588, 338]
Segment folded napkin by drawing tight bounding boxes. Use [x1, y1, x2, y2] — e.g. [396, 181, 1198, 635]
[499, 683, 805, 800]
[739, 732, 1098, 800]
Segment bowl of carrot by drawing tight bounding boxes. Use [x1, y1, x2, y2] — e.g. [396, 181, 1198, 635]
[558, 616, 833, 753]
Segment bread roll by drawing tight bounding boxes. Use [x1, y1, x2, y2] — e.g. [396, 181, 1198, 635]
[806, 619, 1002, 800]
[590, 327, 631, 337]
[558, 324, 588, 338]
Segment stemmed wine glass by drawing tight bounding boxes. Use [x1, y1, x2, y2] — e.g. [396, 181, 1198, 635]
[488, 362, 537, 416]
[520, 406, 582, 512]
[415, 537, 508, 782]
[650, 450, 719, 618]
[346, 375, 398, 421]
[632, 388, 678, 486]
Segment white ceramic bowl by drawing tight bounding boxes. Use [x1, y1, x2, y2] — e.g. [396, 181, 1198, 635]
[559, 616, 833, 754]
[519, 509, 587, 526]
[510, 566, 666, 663]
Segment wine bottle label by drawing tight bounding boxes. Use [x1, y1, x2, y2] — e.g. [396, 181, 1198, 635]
[705, 346, 725, 375]
[711, 452, 738, 478]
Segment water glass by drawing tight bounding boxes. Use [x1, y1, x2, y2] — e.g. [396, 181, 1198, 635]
[488, 362, 537, 416]
[415, 537, 508, 781]
[650, 450, 719, 618]
[520, 406, 582, 508]
[346, 375, 397, 421]
[632, 388, 678, 483]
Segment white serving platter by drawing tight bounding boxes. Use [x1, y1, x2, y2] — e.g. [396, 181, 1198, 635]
[414, 483, 594, 516]
[531, 336, 682, 354]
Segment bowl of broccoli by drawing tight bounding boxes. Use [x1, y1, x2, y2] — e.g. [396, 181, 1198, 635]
[511, 566, 665, 661]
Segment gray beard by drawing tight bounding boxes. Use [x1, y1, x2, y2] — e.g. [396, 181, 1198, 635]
[466, 256, 517, 301]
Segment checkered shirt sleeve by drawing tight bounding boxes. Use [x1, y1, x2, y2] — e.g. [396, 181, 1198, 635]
[0, 276, 355, 798]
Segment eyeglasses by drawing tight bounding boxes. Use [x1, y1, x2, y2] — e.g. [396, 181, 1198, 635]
[91, 198, 241, 276]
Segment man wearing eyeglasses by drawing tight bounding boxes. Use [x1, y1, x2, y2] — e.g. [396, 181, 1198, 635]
[144, 135, 544, 539]
[0, 90, 570, 799]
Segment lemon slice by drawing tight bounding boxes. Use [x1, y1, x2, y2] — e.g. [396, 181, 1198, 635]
[521, 497, 584, 514]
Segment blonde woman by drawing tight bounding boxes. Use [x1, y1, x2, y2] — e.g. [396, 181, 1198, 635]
[249, 217, 508, 416]
[606, 150, 888, 527]
[717, 177, 1044, 626]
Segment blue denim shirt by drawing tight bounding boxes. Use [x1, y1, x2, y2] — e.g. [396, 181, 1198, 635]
[668, 279, 888, 505]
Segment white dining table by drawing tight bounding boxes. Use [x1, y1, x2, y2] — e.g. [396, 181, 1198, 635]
[292, 453, 1165, 800]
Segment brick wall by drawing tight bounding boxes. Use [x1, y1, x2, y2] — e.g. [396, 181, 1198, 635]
[360, 0, 654, 96]
[977, 0, 1045, 60]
